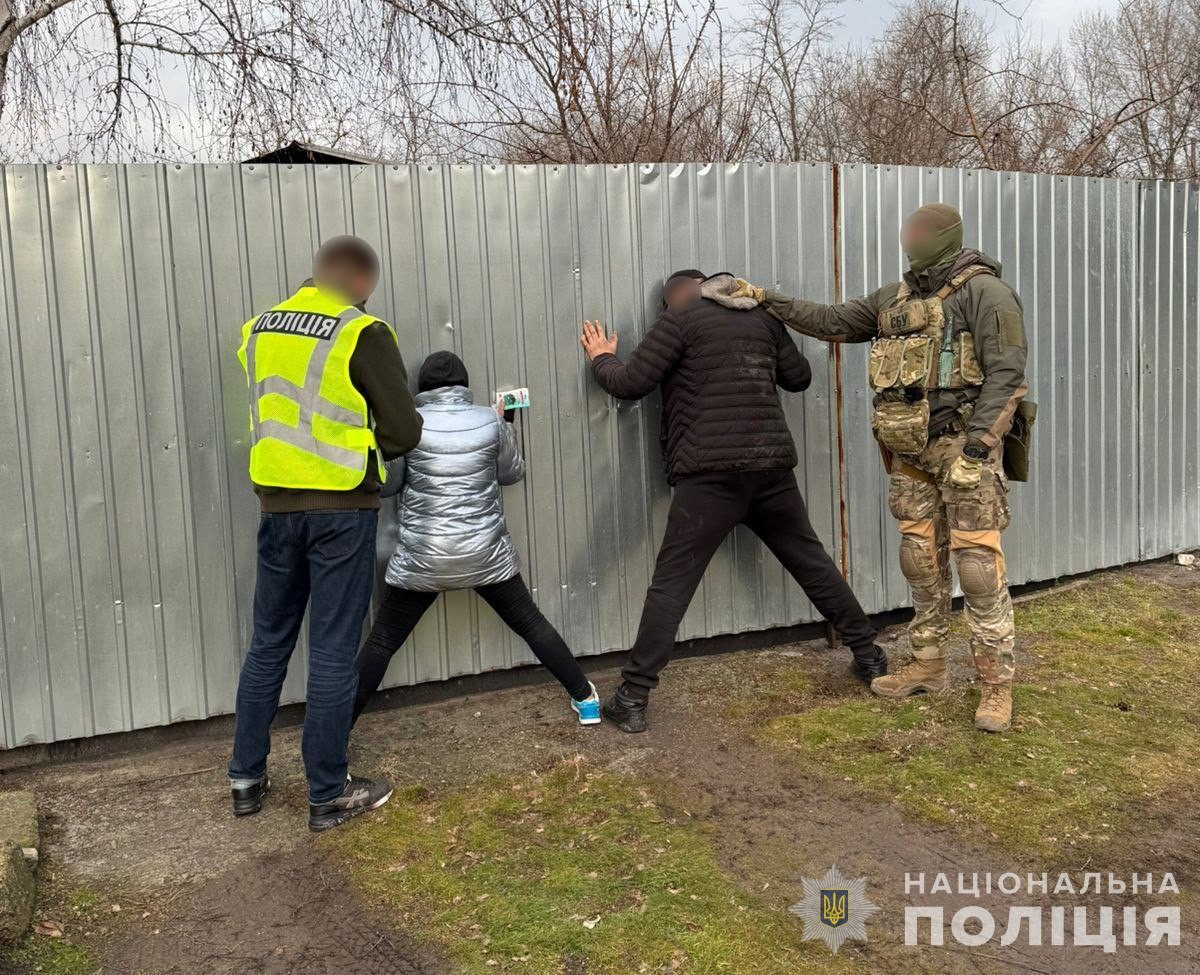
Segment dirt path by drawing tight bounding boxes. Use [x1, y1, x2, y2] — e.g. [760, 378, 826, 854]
[3, 567, 1197, 973]
[102, 846, 445, 975]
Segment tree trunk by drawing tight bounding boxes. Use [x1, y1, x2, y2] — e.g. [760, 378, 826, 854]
[0, 0, 16, 123]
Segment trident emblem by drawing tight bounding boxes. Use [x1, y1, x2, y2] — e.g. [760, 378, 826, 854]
[820, 889, 849, 927]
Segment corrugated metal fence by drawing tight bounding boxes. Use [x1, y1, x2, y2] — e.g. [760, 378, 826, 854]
[0, 163, 1195, 748]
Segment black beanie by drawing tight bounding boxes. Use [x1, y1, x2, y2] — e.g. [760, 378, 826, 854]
[418, 350, 470, 392]
[666, 268, 705, 284]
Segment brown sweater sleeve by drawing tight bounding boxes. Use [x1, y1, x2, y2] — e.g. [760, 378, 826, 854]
[349, 322, 423, 460]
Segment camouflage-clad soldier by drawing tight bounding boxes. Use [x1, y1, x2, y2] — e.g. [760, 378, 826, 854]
[725, 204, 1029, 732]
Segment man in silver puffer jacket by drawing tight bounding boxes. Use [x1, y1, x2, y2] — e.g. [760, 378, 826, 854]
[352, 351, 601, 725]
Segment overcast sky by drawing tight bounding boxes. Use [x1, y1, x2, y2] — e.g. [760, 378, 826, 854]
[796, 0, 1123, 43]
[18, 0, 1131, 161]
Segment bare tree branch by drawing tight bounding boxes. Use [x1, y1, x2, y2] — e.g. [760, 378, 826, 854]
[0, 0, 1194, 178]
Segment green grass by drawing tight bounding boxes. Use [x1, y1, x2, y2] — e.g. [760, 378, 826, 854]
[0, 881, 112, 975]
[5, 922, 99, 975]
[330, 761, 862, 975]
[757, 578, 1198, 855]
[716, 660, 821, 723]
[63, 890, 102, 915]
[4, 939, 98, 975]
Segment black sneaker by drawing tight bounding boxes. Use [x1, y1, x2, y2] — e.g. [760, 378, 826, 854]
[849, 645, 889, 685]
[231, 776, 270, 817]
[308, 774, 393, 833]
[601, 685, 648, 734]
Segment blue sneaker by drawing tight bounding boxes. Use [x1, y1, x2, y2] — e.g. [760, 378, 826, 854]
[571, 682, 602, 726]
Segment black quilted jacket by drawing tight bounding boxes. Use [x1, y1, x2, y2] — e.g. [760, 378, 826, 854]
[590, 296, 812, 483]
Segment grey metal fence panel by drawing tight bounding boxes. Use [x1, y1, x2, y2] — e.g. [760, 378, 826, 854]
[0, 162, 841, 747]
[1139, 180, 1200, 560]
[0, 162, 1196, 748]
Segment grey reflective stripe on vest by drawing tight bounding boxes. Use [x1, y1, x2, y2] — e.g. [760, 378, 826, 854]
[244, 307, 366, 462]
[252, 374, 363, 428]
[254, 420, 365, 469]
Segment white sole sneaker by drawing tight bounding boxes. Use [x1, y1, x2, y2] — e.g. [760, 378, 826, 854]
[572, 682, 602, 725]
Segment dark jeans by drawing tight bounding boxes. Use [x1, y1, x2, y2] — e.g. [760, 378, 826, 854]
[353, 573, 591, 721]
[622, 469, 876, 695]
[229, 509, 378, 803]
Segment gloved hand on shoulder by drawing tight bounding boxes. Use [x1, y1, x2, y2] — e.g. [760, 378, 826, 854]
[730, 278, 765, 303]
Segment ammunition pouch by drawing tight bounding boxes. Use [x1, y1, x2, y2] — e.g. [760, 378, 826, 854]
[871, 396, 930, 457]
[1003, 399, 1037, 482]
[869, 335, 937, 390]
[872, 302, 983, 393]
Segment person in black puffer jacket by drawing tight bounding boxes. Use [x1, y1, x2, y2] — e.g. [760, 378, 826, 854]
[580, 270, 887, 732]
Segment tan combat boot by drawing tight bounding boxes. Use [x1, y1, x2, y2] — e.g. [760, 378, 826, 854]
[870, 657, 949, 698]
[974, 683, 1013, 733]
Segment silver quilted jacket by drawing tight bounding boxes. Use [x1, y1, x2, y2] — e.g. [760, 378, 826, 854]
[382, 385, 525, 590]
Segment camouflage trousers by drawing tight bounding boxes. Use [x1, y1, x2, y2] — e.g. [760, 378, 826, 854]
[888, 434, 1015, 683]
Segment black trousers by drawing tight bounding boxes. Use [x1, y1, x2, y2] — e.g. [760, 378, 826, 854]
[353, 573, 591, 722]
[622, 469, 877, 695]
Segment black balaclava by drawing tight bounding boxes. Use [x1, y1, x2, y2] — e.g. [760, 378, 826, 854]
[418, 350, 470, 392]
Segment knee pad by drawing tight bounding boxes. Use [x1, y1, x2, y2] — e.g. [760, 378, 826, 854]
[951, 528, 1006, 596]
[956, 548, 1000, 598]
[898, 518, 936, 583]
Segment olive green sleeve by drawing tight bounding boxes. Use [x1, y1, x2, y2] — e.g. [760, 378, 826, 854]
[965, 279, 1029, 450]
[761, 286, 889, 344]
[350, 322, 424, 460]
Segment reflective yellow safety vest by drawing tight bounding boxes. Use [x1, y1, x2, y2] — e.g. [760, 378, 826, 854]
[237, 285, 394, 490]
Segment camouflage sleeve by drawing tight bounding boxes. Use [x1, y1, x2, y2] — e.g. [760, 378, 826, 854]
[761, 286, 889, 343]
[965, 278, 1029, 450]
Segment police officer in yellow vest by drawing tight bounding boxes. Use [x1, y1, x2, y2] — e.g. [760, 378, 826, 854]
[228, 236, 423, 831]
[724, 204, 1031, 734]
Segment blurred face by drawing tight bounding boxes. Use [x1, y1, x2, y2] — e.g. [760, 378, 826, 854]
[663, 276, 702, 308]
[348, 268, 379, 305]
[315, 263, 378, 305]
[899, 214, 936, 256]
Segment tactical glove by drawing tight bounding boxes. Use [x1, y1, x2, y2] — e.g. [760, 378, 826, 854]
[947, 453, 984, 489]
[730, 278, 765, 303]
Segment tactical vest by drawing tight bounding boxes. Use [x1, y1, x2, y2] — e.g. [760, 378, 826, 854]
[237, 285, 393, 490]
[868, 265, 992, 456]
